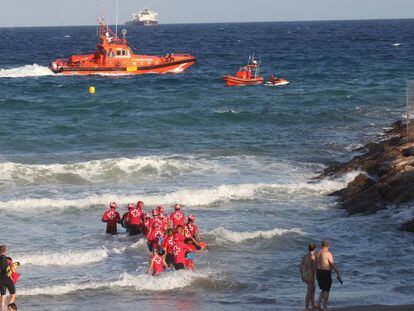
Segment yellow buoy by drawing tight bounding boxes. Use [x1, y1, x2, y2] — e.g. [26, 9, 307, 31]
[89, 86, 95, 94]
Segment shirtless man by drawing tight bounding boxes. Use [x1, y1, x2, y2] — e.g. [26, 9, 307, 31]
[316, 240, 342, 311]
[300, 242, 317, 310]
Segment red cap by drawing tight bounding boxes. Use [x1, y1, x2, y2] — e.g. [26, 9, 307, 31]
[188, 215, 195, 222]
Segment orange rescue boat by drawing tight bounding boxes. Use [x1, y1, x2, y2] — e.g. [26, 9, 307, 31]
[223, 55, 264, 87]
[50, 17, 196, 75]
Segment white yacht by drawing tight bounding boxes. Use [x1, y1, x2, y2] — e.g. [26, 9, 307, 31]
[126, 8, 159, 26]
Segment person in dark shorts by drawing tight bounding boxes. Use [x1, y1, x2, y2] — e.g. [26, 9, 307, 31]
[0, 245, 16, 311]
[172, 235, 191, 270]
[162, 229, 175, 268]
[101, 202, 121, 235]
[316, 240, 342, 311]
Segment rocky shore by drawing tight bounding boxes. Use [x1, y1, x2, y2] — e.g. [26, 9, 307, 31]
[319, 120, 414, 232]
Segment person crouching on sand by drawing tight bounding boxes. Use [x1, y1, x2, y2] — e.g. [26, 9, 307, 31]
[300, 242, 317, 310]
[316, 240, 342, 311]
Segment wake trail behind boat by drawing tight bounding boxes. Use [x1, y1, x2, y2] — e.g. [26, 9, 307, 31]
[0, 64, 53, 78]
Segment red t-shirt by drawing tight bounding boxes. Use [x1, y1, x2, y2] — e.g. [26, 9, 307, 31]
[162, 235, 174, 254]
[151, 254, 164, 275]
[173, 232, 185, 243]
[149, 217, 164, 230]
[143, 219, 150, 237]
[160, 215, 170, 230]
[172, 241, 192, 265]
[128, 208, 143, 225]
[148, 228, 164, 243]
[185, 223, 198, 238]
[170, 211, 186, 228]
[102, 209, 120, 224]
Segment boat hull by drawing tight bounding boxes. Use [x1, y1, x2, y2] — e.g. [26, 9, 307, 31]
[125, 21, 158, 26]
[223, 75, 264, 87]
[51, 57, 196, 76]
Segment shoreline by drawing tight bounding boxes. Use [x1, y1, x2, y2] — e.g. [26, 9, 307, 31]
[334, 304, 414, 311]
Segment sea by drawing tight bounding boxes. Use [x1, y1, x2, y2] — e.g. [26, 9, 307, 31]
[0, 19, 414, 310]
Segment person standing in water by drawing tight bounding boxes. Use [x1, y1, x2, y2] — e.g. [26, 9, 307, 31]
[128, 203, 144, 236]
[146, 248, 168, 276]
[170, 204, 186, 230]
[300, 242, 317, 310]
[102, 202, 121, 235]
[316, 240, 342, 311]
[0, 245, 16, 311]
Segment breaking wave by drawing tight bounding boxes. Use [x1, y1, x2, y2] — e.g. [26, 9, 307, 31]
[0, 64, 53, 78]
[19, 270, 210, 296]
[209, 227, 303, 243]
[0, 172, 358, 211]
[0, 155, 230, 187]
[18, 249, 108, 266]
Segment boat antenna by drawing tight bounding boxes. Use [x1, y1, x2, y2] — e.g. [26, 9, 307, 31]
[115, 0, 119, 38]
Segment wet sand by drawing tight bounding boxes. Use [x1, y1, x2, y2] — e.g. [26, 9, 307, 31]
[334, 305, 414, 311]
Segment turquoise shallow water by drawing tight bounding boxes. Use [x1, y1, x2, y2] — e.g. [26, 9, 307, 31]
[0, 20, 414, 310]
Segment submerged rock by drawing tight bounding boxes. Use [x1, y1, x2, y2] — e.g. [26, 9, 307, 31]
[399, 219, 414, 232]
[320, 121, 414, 232]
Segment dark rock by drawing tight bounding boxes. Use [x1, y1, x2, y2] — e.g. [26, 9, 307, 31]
[365, 142, 384, 155]
[377, 163, 392, 176]
[399, 219, 414, 232]
[403, 147, 414, 157]
[320, 120, 414, 233]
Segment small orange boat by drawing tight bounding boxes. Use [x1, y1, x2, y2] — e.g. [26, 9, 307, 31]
[50, 17, 196, 75]
[223, 55, 264, 87]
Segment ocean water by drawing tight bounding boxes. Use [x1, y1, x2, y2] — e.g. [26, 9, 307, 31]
[0, 20, 414, 310]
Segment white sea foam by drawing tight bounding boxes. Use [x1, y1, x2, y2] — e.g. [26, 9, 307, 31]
[19, 270, 209, 296]
[391, 204, 414, 224]
[0, 172, 357, 211]
[18, 249, 108, 266]
[0, 155, 230, 187]
[0, 64, 53, 78]
[129, 239, 147, 250]
[209, 226, 303, 243]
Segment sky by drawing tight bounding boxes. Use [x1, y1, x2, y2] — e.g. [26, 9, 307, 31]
[0, 0, 413, 27]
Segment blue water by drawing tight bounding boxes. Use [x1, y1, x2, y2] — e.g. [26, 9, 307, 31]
[0, 19, 414, 310]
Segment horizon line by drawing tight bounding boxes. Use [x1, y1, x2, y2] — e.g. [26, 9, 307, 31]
[0, 17, 413, 29]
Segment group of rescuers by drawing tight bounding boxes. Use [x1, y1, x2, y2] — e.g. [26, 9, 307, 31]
[102, 201, 207, 275]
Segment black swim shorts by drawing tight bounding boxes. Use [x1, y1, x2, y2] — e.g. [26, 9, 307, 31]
[0, 277, 16, 296]
[316, 269, 332, 292]
[129, 225, 142, 236]
[174, 263, 185, 270]
[165, 253, 174, 266]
